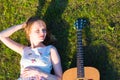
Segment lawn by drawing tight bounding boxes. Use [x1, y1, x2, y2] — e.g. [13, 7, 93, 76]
[0, 0, 120, 80]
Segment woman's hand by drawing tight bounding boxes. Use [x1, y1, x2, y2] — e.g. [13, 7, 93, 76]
[22, 22, 27, 29]
[20, 67, 47, 80]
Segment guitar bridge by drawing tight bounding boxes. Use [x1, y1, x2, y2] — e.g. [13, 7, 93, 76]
[76, 78, 84, 80]
[76, 78, 93, 80]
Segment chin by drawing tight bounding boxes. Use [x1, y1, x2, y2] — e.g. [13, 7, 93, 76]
[38, 39, 44, 42]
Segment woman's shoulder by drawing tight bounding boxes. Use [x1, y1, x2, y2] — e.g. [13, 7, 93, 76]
[47, 45, 58, 54]
[47, 45, 57, 50]
[21, 46, 33, 55]
[23, 46, 31, 51]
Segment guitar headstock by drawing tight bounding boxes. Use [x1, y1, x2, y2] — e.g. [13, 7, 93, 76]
[74, 18, 87, 30]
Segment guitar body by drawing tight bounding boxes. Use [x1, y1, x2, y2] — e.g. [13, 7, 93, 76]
[62, 67, 100, 80]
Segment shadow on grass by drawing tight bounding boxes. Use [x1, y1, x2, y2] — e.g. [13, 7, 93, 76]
[36, 0, 70, 72]
[35, 1, 119, 80]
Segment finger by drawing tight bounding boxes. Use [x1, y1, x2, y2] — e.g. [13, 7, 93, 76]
[29, 76, 36, 80]
[21, 71, 32, 78]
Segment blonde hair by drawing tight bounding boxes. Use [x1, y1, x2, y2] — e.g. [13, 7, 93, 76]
[23, 16, 56, 45]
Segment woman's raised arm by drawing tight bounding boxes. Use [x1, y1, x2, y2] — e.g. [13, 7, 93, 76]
[0, 23, 26, 54]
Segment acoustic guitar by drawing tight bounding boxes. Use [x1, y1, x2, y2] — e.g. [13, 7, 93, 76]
[62, 18, 100, 80]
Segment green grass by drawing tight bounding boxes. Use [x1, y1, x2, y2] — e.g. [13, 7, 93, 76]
[0, 0, 120, 80]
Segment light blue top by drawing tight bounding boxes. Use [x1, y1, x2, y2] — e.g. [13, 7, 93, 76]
[20, 45, 53, 74]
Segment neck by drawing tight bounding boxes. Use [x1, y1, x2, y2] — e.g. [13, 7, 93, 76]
[30, 42, 45, 48]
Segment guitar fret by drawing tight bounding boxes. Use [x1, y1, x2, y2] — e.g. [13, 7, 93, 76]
[77, 40, 82, 42]
[77, 39, 82, 42]
[77, 64, 84, 69]
[77, 49, 83, 53]
[77, 61, 84, 64]
[77, 58, 83, 61]
[77, 56, 83, 59]
[77, 36, 82, 38]
[77, 55, 83, 57]
[77, 50, 83, 52]
[77, 51, 83, 54]
[77, 44, 82, 47]
[77, 47, 83, 50]
[77, 56, 83, 58]
[77, 49, 83, 51]
[77, 59, 84, 63]
[77, 44, 83, 46]
[77, 58, 84, 61]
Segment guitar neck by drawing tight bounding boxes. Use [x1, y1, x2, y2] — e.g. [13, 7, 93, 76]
[77, 30, 84, 78]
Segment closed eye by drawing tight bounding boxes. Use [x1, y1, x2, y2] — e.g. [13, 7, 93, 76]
[35, 30, 39, 33]
[42, 29, 46, 33]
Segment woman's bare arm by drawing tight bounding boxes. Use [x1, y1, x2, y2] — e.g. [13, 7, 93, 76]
[0, 24, 23, 37]
[50, 46, 63, 80]
[0, 23, 26, 54]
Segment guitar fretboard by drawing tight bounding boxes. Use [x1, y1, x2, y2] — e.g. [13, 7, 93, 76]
[77, 30, 84, 78]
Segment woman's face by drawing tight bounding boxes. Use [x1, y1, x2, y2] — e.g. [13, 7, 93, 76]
[29, 21, 47, 44]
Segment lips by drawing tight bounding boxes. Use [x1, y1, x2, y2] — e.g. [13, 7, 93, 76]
[38, 36, 45, 40]
[39, 36, 44, 38]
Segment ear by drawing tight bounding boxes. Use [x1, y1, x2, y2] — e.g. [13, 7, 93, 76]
[29, 32, 32, 37]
